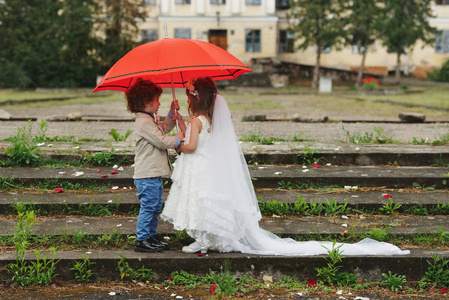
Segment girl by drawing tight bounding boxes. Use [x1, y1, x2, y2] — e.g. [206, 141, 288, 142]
[162, 77, 409, 256]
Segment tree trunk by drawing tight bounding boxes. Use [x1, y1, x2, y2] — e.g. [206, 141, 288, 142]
[395, 52, 401, 85]
[356, 46, 368, 88]
[312, 49, 321, 89]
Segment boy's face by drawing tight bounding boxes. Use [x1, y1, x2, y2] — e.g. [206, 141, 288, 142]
[145, 95, 161, 114]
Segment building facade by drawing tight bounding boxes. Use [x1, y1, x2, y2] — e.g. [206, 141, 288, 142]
[139, 0, 449, 78]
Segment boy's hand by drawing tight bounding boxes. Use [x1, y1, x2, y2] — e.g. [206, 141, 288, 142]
[175, 132, 184, 141]
[176, 141, 184, 154]
[171, 99, 180, 113]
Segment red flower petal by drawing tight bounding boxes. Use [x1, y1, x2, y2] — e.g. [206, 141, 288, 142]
[111, 171, 119, 174]
[109, 190, 116, 193]
[197, 253, 205, 257]
[237, 295, 243, 298]
[308, 279, 318, 288]
[54, 188, 64, 193]
[313, 163, 319, 168]
[168, 275, 174, 282]
[210, 284, 217, 295]
[0, 146, 4, 150]
[101, 175, 108, 178]
[96, 170, 101, 172]
[358, 280, 363, 284]
[384, 194, 392, 199]
[442, 288, 449, 293]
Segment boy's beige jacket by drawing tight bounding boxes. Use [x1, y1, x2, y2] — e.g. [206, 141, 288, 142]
[133, 112, 177, 179]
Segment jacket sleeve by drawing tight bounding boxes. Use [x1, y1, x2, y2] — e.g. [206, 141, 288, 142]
[138, 120, 176, 149]
[159, 115, 176, 134]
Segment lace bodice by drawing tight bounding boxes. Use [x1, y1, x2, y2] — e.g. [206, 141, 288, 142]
[183, 115, 211, 156]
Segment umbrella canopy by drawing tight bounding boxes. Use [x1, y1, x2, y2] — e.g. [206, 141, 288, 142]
[93, 38, 252, 92]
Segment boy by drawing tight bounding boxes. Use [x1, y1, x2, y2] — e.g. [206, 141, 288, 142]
[125, 79, 184, 252]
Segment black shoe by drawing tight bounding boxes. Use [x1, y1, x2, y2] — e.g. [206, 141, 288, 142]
[134, 239, 163, 253]
[149, 235, 170, 250]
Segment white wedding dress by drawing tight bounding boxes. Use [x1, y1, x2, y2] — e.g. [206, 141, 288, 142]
[161, 95, 410, 256]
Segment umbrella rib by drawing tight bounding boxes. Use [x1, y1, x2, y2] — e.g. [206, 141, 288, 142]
[104, 64, 249, 81]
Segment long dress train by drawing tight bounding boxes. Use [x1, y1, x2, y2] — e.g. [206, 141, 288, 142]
[161, 95, 410, 256]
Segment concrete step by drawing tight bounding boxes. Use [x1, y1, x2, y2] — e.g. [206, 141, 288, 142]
[1, 190, 448, 214]
[0, 247, 445, 283]
[0, 214, 447, 237]
[1, 141, 448, 166]
[1, 165, 448, 189]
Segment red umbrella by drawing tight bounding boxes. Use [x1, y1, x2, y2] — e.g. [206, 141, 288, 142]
[92, 37, 252, 93]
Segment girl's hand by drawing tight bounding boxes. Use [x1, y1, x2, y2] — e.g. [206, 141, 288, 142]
[175, 132, 185, 141]
[172, 112, 184, 122]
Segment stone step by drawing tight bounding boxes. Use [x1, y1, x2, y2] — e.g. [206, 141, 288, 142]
[1, 165, 447, 189]
[0, 214, 447, 237]
[1, 141, 448, 166]
[1, 190, 448, 214]
[0, 247, 445, 283]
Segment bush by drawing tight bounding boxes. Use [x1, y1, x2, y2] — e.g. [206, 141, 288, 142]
[0, 62, 32, 88]
[428, 59, 449, 82]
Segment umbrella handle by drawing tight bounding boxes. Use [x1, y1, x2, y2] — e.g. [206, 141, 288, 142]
[170, 73, 179, 133]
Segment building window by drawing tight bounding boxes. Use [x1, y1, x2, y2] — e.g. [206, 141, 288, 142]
[246, 29, 261, 52]
[435, 0, 449, 5]
[175, 0, 191, 4]
[142, 0, 156, 5]
[141, 29, 158, 43]
[276, 0, 290, 9]
[351, 42, 365, 54]
[279, 30, 294, 53]
[175, 28, 191, 39]
[321, 44, 331, 53]
[211, 0, 226, 4]
[436, 30, 449, 54]
[245, 0, 261, 5]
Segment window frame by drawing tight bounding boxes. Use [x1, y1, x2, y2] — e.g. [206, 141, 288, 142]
[141, 29, 158, 43]
[245, 0, 262, 6]
[210, 0, 226, 4]
[174, 28, 192, 39]
[279, 30, 294, 54]
[435, 30, 449, 54]
[175, 0, 191, 4]
[142, 0, 157, 5]
[245, 29, 261, 53]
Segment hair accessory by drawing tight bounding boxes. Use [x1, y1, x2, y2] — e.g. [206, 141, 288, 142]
[186, 78, 199, 97]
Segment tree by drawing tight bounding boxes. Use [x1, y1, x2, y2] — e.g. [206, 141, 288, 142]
[288, 0, 346, 89]
[0, 0, 101, 88]
[343, 0, 383, 88]
[96, 0, 146, 75]
[379, 0, 437, 84]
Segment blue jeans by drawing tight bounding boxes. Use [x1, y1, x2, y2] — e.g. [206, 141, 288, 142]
[134, 177, 163, 242]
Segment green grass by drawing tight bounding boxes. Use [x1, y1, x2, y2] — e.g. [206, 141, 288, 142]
[2, 85, 448, 118]
[0, 89, 124, 108]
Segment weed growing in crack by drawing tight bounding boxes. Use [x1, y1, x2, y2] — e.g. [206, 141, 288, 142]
[70, 254, 96, 283]
[8, 209, 60, 286]
[419, 255, 449, 289]
[381, 271, 407, 291]
[108, 129, 133, 141]
[315, 241, 359, 286]
[4, 120, 40, 166]
[118, 255, 153, 282]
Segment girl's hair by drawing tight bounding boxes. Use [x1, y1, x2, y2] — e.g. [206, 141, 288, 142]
[186, 77, 217, 121]
[125, 78, 162, 113]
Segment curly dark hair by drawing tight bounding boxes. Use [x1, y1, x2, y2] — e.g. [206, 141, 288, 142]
[125, 79, 162, 113]
[186, 77, 217, 121]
